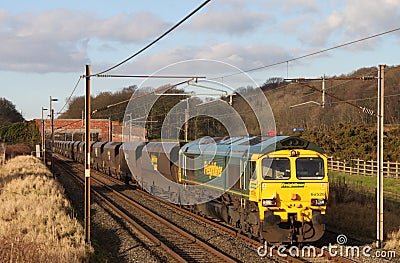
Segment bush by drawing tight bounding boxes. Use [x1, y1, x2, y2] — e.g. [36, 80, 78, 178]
[0, 121, 41, 150]
[300, 124, 400, 162]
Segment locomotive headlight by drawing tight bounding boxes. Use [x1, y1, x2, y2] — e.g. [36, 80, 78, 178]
[262, 199, 277, 207]
[311, 198, 325, 206]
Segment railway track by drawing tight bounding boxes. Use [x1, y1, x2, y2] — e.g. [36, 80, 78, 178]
[91, 172, 358, 263]
[54, 154, 358, 263]
[55, 157, 237, 262]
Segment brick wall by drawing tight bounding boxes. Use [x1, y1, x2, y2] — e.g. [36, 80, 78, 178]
[35, 119, 120, 141]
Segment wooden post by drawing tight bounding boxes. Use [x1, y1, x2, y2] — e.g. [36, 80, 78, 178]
[364, 160, 366, 176]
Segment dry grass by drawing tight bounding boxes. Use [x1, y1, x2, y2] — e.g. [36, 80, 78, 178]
[4, 144, 32, 160]
[385, 229, 400, 250]
[0, 156, 90, 262]
[328, 202, 400, 239]
[328, 183, 400, 250]
[0, 155, 52, 186]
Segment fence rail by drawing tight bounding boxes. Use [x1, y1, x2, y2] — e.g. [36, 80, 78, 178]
[328, 157, 400, 178]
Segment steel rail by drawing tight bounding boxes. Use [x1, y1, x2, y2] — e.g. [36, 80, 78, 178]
[55, 156, 236, 263]
[55, 153, 356, 263]
[54, 159, 186, 262]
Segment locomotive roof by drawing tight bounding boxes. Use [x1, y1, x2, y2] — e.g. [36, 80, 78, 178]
[181, 136, 325, 157]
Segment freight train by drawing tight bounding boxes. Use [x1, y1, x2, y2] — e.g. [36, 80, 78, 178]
[54, 135, 328, 243]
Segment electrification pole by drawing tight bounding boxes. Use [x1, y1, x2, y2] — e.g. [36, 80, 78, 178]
[41, 107, 48, 164]
[50, 96, 58, 171]
[184, 98, 189, 142]
[84, 64, 91, 244]
[109, 118, 112, 142]
[376, 64, 385, 248]
[321, 75, 326, 108]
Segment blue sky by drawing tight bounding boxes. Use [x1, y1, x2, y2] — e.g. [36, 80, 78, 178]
[1, 0, 400, 120]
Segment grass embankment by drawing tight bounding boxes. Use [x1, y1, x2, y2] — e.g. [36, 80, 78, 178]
[330, 171, 400, 195]
[0, 156, 90, 262]
[327, 171, 400, 250]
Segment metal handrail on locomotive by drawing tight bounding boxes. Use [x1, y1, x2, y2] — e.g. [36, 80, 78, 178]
[54, 135, 328, 243]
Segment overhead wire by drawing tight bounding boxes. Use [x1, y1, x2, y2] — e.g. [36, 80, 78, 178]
[56, 76, 82, 115]
[92, 0, 212, 76]
[59, 12, 400, 127]
[91, 79, 193, 116]
[85, 17, 400, 120]
[68, 65, 396, 124]
[213, 26, 400, 80]
[330, 93, 400, 104]
[57, 0, 210, 119]
[299, 68, 379, 99]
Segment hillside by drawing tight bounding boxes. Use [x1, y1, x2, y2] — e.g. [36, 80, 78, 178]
[264, 66, 400, 133]
[57, 65, 400, 161]
[59, 86, 137, 121]
[60, 66, 400, 133]
[298, 123, 400, 162]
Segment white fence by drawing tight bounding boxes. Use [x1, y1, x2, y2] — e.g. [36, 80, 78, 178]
[328, 157, 400, 178]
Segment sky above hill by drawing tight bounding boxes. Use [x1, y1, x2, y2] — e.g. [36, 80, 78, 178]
[1, 0, 400, 119]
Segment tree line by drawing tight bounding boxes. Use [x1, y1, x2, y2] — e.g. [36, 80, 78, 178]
[3, 65, 399, 160]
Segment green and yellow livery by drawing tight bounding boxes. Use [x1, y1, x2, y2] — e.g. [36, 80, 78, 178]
[179, 136, 328, 243]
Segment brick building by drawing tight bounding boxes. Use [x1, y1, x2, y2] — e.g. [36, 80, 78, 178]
[35, 119, 146, 142]
[35, 119, 119, 142]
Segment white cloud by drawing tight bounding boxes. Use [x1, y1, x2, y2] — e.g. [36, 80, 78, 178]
[0, 34, 90, 72]
[0, 6, 278, 73]
[90, 12, 169, 42]
[341, 0, 400, 36]
[188, 10, 271, 35]
[2, 1, 398, 74]
[0, 9, 170, 73]
[281, 16, 309, 34]
[271, 0, 320, 15]
[118, 42, 292, 75]
[299, 11, 343, 46]
[298, 0, 400, 47]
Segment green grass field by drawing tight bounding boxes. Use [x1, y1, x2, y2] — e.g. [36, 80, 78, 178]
[329, 171, 400, 199]
[327, 170, 400, 248]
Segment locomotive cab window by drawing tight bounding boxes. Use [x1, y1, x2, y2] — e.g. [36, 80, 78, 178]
[249, 161, 257, 180]
[296, 157, 324, 179]
[262, 158, 290, 180]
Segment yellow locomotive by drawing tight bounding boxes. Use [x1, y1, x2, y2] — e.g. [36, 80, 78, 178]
[178, 136, 328, 243]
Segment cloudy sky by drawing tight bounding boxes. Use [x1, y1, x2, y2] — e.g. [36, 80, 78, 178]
[1, 0, 400, 119]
